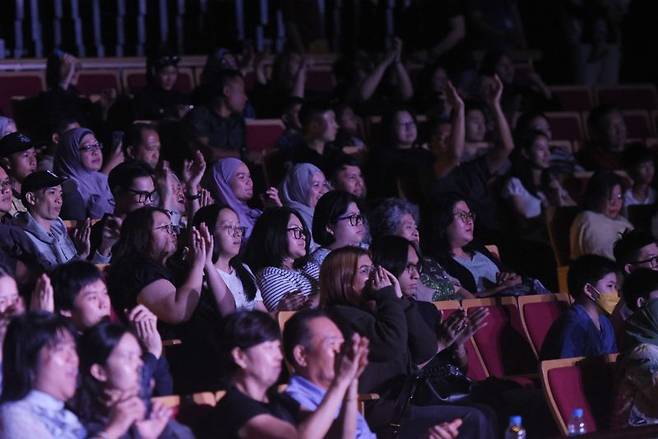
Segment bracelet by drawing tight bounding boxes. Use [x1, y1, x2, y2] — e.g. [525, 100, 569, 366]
[185, 193, 201, 200]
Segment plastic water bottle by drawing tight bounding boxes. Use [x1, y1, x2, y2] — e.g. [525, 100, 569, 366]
[504, 416, 526, 439]
[567, 408, 587, 435]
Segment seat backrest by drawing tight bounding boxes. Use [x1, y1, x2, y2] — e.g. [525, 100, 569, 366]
[245, 119, 285, 153]
[549, 86, 594, 112]
[627, 204, 657, 233]
[545, 112, 585, 142]
[547, 206, 581, 266]
[462, 298, 536, 377]
[123, 67, 195, 94]
[518, 294, 571, 357]
[76, 71, 121, 95]
[305, 67, 336, 92]
[623, 110, 653, 139]
[0, 71, 46, 115]
[263, 148, 287, 188]
[541, 355, 618, 435]
[596, 84, 657, 110]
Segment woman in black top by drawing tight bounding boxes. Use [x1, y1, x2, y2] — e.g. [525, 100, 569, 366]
[133, 53, 190, 121]
[203, 310, 368, 439]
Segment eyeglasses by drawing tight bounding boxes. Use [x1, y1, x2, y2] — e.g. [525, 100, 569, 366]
[453, 211, 476, 223]
[220, 225, 247, 237]
[79, 143, 104, 153]
[633, 255, 658, 268]
[336, 213, 364, 227]
[405, 262, 422, 275]
[154, 223, 179, 235]
[287, 227, 307, 240]
[127, 189, 157, 204]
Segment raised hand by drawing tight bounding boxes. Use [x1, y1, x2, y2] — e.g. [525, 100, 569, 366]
[189, 226, 207, 269]
[444, 81, 464, 110]
[127, 305, 162, 358]
[381, 267, 403, 298]
[262, 187, 283, 208]
[425, 419, 462, 439]
[104, 394, 147, 438]
[334, 333, 370, 384]
[198, 222, 215, 268]
[30, 273, 54, 312]
[481, 74, 504, 108]
[182, 150, 206, 190]
[98, 215, 122, 256]
[135, 401, 172, 439]
[370, 266, 392, 291]
[73, 219, 91, 259]
[199, 188, 213, 207]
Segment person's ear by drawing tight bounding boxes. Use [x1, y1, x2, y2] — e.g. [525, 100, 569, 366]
[637, 297, 647, 310]
[59, 309, 72, 318]
[325, 224, 335, 236]
[125, 146, 134, 159]
[24, 192, 36, 207]
[231, 347, 248, 370]
[90, 364, 108, 382]
[624, 264, 634, 275]
[292, 345, 307, 369]
[583, 283, 599, 301]
[0, 157, 11, 171]
[51, 132, 60, 145]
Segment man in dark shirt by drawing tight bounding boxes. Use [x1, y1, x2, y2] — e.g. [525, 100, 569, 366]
[184, 69, 247, 162]
[578, 105, 627, 171]
[541, 255, 619, 360]
[285, 103, 340, 173]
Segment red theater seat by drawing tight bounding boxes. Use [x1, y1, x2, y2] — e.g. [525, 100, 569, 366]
[622, 110, 654, 139]
[0, 71, 46, 115]
[596, 84, 657, 110]
[518, 294, 571, 357]
[76, 70, 121, 95]
[245, 119, 285, 153]
[545, 112, 585, 142]
[123, 67, 195, 94]
[549, 86, 594, 112]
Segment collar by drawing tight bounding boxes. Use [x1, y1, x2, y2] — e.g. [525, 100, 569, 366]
[24, 389, 66, 411]
[288, 375, 326, 403]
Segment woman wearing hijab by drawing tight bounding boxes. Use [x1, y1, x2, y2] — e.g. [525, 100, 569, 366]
[55, 127, 115, 220]
[0, 116, 17, 139]
[206, 158, 281, 239]
[279, 163, 329, 251]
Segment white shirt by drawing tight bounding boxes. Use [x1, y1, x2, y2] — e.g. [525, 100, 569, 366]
[501, 177, 544, 219]
[624, 188, 656, 207]
[216, 264, 263, 311]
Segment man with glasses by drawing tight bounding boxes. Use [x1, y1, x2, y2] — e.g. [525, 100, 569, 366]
[89, 160, 156, 261]
[0, 132, 38, 216]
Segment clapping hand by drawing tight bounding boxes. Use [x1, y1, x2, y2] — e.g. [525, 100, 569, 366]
[30, 273, 54, 312]
[335, 333, 370, 384]
[481, 74, 504, 108]
[73, 219, 92, 259]
[127, 305, 162, 358]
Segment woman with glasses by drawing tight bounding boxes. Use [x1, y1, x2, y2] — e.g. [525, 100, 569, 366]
[432, 193, 533, 297]
[55, 127, 116, 220]
[279, 163, 330, 252]
[244, 207, 320, 312]
[369, 198, 473, 301]
[107, 206, 207, 330]
[310, 191, 367, 266]
[570, 170, 633, 260]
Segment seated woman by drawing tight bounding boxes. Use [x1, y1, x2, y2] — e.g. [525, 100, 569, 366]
[244, 207, 320, 312]
[279, 163, 330, 251]
[55, 127, 115, 220]
[73, 320, 192, 438]
[106, 206, 206, 327]
[206, 157, 281, 239]
[203, 310, 368, 438]
[192, 203, 266, 313]
[320, 246, 496, 438]
[133, 52, 190, 121]
[570, 171, 633, 261]
[369, 197, 473, 301]
[310, 190, 367, 266]
[431, 193, 541, 297]
[0, 312, 141, 438]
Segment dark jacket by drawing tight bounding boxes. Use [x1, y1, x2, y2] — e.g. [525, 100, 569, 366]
[436, 244, 504, 294]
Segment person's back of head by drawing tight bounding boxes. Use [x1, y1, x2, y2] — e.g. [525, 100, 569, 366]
[622, 268, 658, 312]
[614, 229, 657, 274]
[567, 254, 617, 303]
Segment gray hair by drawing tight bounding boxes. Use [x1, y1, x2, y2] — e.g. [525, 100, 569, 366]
[369, 198, 420, 239]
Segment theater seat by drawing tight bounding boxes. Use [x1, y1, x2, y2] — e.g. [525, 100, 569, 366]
[76, 71, 121, 96]
[123, 67, 195, 94]
[596, 84, 657, 111]
[305, 67, 335, 93]
[549, 86, 594, 112]
[627, 204, 657, 233]
[544, 112, 585, 142]
[622, 110, 654, 139]
[518, 294, 571, 358]
[0, 71, 46, 116]
[245, 119, 285, 153]
[153, 392, 216, 428]
[540, 354, 618, 435]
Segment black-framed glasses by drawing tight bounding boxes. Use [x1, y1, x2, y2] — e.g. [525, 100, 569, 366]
[79, 142, 104, 153]
[287, 227, 307, 240]
[336, 213, 364, 227]
[127, 189, 157, 204]
[453, 211, 476, 223]
[633, 255, 658, 268]
[220, 225, 247, 237]
[405, 262, 422, 275]
[154, 223, 179, 235]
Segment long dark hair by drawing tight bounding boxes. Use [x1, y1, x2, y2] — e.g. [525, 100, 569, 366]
[371, 235, 418, 278]
[431, 193, 478, 258]
[312, 190, 359, 247]
[583, 171, 625, 213]
[112, 206, 170, 263]
[509, 129, 550, 197]
[244, 207, 311, 271]
[193, 203, 258, 302]
[74, 321, 142, 421]
[1, 312, 77, 402]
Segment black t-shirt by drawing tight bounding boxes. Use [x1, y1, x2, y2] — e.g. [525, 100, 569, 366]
[184, 106, 246, 155]
[201, 386, 300, 438]
[133, 84, 190, 121]
[107, 257, 174, 316]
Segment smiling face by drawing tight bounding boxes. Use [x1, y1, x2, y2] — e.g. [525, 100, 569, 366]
[149, 211, 178, 259]
[34, 330, 79, 401]
[237, 339, 283, 388]
[446, 200, 475, 249]
[79, 133, 103, 172]
[229, 163, 254, 202]
[0, 166, 12, 215]
[393, 111, 417, 147]
[334, 165, 366, 199]
[286, 214, 307, 260]
[94, 333, 143, 394]
[527, 134, 551, 169]
[214, 208, 243, 259]
[308, 172, 330, 208]
[28, 185, 63, 220]
[466, 109, 486, 142]
[295, 317, 345, 389]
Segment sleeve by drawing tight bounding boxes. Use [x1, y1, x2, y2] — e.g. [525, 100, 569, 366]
[186, 108, 211, 138]
[90, 250, 111, 264]
[214, 390, 272, 434]
[356, 288, 409, 362]
[257, 269, 295, 312]
[0, 404, 55, 439]
[501, 177, 525, 198]
[142, 352, 174, 397]
[572, 214, 614, 259]
[404, 300, 439, 365]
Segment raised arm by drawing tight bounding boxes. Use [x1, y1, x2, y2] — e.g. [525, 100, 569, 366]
[290, 57, 310, 99]
[358, 42, 397, 101]
[483, 75, 515, 174]
[200, 223, 237, 317]
[434, 82, 465, 178]
[429, 15, 466, 60]
[392, 40, 413, 101]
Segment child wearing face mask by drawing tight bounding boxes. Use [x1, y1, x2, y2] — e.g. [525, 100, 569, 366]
[540, 255, 619, 360]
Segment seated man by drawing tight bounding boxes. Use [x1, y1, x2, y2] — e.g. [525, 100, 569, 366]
[124, 122, 161, 169]
[326, 155, 367, 200]
[541, 255, 619, 360]
[0, 132, 38, 216]
[283, 309, 466, 439]
[11, 170, 93, 270]
[578, 105, 627, 171]
[612, 268, 658, 429]
[50, 260, 172, 395]
[285, 103, 340, 173]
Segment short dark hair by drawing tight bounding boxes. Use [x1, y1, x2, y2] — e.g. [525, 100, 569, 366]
[622, 268, 658, 312]
[567, 255, 617, 299]
[381, 106, 417, 146]
[514, 110, 548, 138]
[299, 103, 333, 130]
[218, 310, 280, 374]
[371, 235, 418, 278]
[588, 104, 621, 133]
[125, 123, 158, 150]
[107, 160, 154, 195]
[614, 229, 656, 268]
[51, 261, 103, 312]
[282, 308, 328, 367]
[244, 207, 310, 271]
[312, 191, 359, 247]
[1, 311, 77, 402]
[583, 170, 625, 212]
[622, 143, 654, 175]
[326, 155, 362, 183]
[208, 69, 244, 104]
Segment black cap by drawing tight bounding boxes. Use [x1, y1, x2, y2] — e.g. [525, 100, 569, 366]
[0, 132, 35, 157]
[21, 171, 66, 197]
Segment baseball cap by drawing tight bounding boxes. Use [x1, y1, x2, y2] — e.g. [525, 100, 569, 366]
[0, 132, 35, 157]
[21, 170, 66, 198]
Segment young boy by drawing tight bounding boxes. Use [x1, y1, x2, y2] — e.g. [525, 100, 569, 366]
[622, 143, 656, 207]
[540, 254, 619, 360]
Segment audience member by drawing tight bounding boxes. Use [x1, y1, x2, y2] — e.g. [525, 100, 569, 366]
[310, 190, 366, 266]
[570, 171, 633, 260]
[279, 163, 330, 250]
[325, 155, 367, 200]
[274, 97, 305, 154]
[54, 127, 115, 220]
[284, 103, 340, 173]
[0, 132, 38, 216]
[578, 105, 627, 170]
[243, 207, 320, 312]
[541, 255, 618, 360]
[124, 123, 161, 169]
[621, 143, 656, 207]
[333, 103, 367, 156]
[133, 52, 190, 121]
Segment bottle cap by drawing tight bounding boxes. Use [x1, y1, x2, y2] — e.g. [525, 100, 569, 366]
[573, 408, 584, 417]
[510, 415, 522, 425]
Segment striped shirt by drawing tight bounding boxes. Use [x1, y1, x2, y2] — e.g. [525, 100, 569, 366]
[256, 262, 320, 311]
